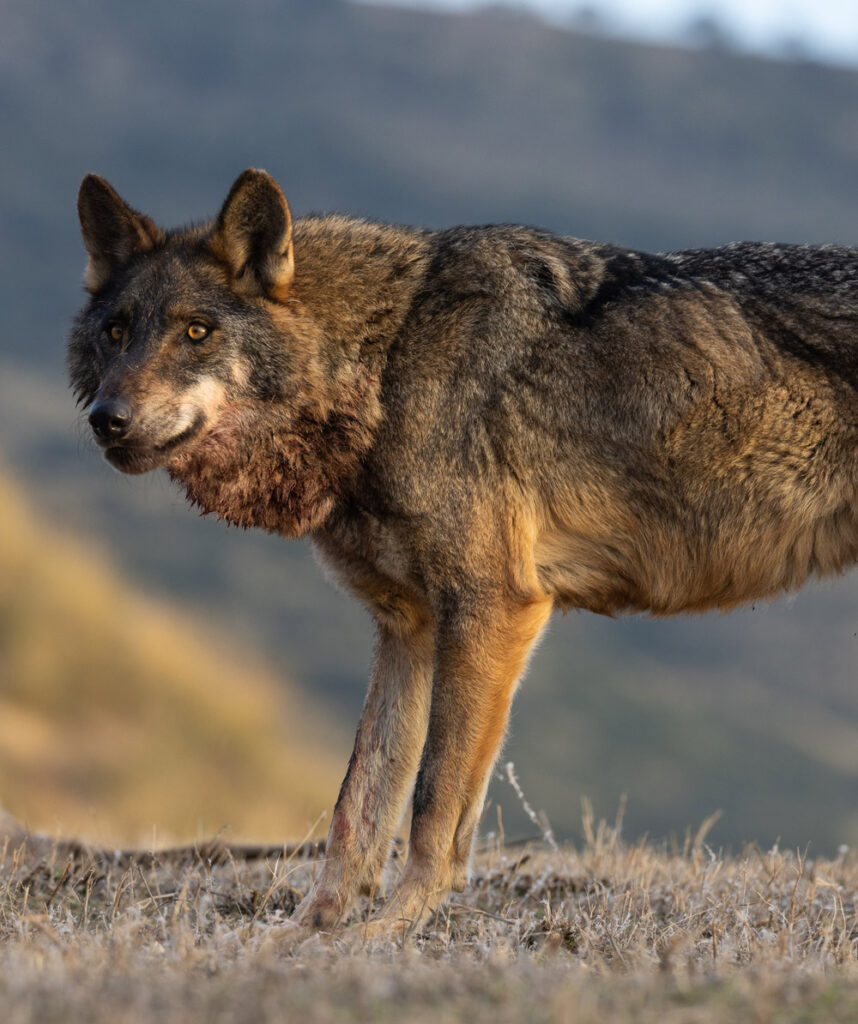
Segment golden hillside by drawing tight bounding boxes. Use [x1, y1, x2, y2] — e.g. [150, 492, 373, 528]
[0, 462, 344, 845]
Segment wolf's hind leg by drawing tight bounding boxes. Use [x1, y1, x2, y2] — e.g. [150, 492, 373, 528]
[292, 617, 433, 930]
[375, 592, 552, 931]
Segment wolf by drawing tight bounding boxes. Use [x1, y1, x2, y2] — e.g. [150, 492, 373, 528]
[70, 168, 858, 935]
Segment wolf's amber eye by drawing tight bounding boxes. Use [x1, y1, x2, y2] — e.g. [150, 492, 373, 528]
[187, 323, 209, 342]
[109, 324, 124, 343]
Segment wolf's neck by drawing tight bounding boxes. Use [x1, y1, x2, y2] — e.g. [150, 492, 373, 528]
[287, 214, 430, 352]
[168, 391, 377, 537]
[168, 217, 430, 536]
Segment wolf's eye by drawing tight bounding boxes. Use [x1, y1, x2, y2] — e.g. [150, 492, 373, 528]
[109, 324, 124, 343]
[187, 323, 209, 342]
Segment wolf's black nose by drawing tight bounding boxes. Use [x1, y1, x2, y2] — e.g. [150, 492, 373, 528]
[89, 398, 133, 441]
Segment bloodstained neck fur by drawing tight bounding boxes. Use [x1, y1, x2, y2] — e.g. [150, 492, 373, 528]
[168, 215, 431, 537]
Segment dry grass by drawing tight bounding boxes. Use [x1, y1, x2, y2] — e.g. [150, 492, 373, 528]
[1, 812, 857, 1023]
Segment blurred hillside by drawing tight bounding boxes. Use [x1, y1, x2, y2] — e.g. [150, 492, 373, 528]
[2, 0, 858, 850]
[5, 0, 858, 372]
[0, 459, 342, 845]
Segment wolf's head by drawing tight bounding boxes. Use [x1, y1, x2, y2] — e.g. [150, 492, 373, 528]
[69, 170, 425, 534]
[69, 168, 304, 477]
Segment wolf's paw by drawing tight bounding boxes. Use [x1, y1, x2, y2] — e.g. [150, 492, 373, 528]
[335, 912, 421, 949]
[290, 886, 348, 932]
[256, 918, 312, 956]
[341, 883, 441, 947]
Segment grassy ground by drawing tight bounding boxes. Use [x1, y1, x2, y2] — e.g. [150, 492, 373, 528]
[1, 812, 857, 1023]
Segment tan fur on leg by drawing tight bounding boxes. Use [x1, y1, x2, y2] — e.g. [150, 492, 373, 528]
[368, 593, 553, 934]
[292, 618, 433, 929]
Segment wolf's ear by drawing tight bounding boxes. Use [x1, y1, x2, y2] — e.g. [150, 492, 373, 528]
[77, 175, 165, 293]
[211, 169, 294, 301]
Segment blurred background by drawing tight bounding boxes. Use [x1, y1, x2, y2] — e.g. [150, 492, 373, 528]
[2, 0, 858, 851]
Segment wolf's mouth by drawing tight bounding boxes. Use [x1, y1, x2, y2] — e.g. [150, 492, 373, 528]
[104, 413, 207, 475]
[155, 413, 206, 453]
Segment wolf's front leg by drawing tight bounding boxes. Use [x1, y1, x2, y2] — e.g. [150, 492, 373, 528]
[292, 618, 433, 930]
[374, 591, 553, 933]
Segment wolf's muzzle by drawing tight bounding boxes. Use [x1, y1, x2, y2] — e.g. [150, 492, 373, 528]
[89, 397, 133, 441]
